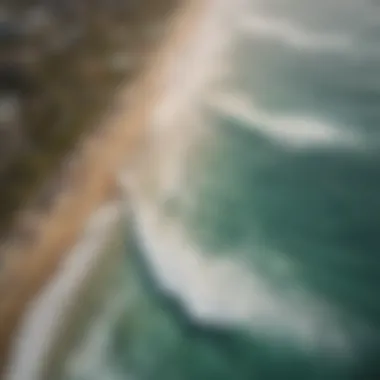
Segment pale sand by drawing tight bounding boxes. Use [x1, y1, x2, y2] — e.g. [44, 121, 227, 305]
[0, 0, 207, 374]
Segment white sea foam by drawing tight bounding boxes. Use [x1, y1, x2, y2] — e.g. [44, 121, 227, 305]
[126, 178, 352, 358]
[134, 0, 238, 225]
[205, 91, 360, 148]
[5, 202, 121, 380]
[238, 14, 352, 51]
[63, 290, 128, 380]
[151, 0, 233, 134]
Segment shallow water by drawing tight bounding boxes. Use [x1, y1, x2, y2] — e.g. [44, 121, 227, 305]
[10, 0, 380, 379]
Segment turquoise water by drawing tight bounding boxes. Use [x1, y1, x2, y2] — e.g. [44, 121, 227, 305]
[59, 0, 380, 379]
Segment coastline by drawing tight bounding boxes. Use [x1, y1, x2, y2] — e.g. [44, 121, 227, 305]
[0, 0, 207, 374]
[5, 200, 125, 380]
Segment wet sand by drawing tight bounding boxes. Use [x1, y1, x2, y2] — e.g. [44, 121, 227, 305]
[0, 0, 206, 375]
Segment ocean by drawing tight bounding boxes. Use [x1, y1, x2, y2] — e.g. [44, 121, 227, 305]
[7, 0, 380, 379]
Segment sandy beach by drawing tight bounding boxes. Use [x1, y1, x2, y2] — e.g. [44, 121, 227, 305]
[0, 0, 207, 375]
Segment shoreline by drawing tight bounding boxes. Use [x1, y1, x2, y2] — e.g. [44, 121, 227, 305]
[5, 200, 124, 380]
[0, 0, 207, 374]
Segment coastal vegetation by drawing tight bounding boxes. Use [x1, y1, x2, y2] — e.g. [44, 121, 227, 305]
[0, 0, 177, 236]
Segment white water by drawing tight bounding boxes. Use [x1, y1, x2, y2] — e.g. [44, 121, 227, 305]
[5, 202, 121, 380]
